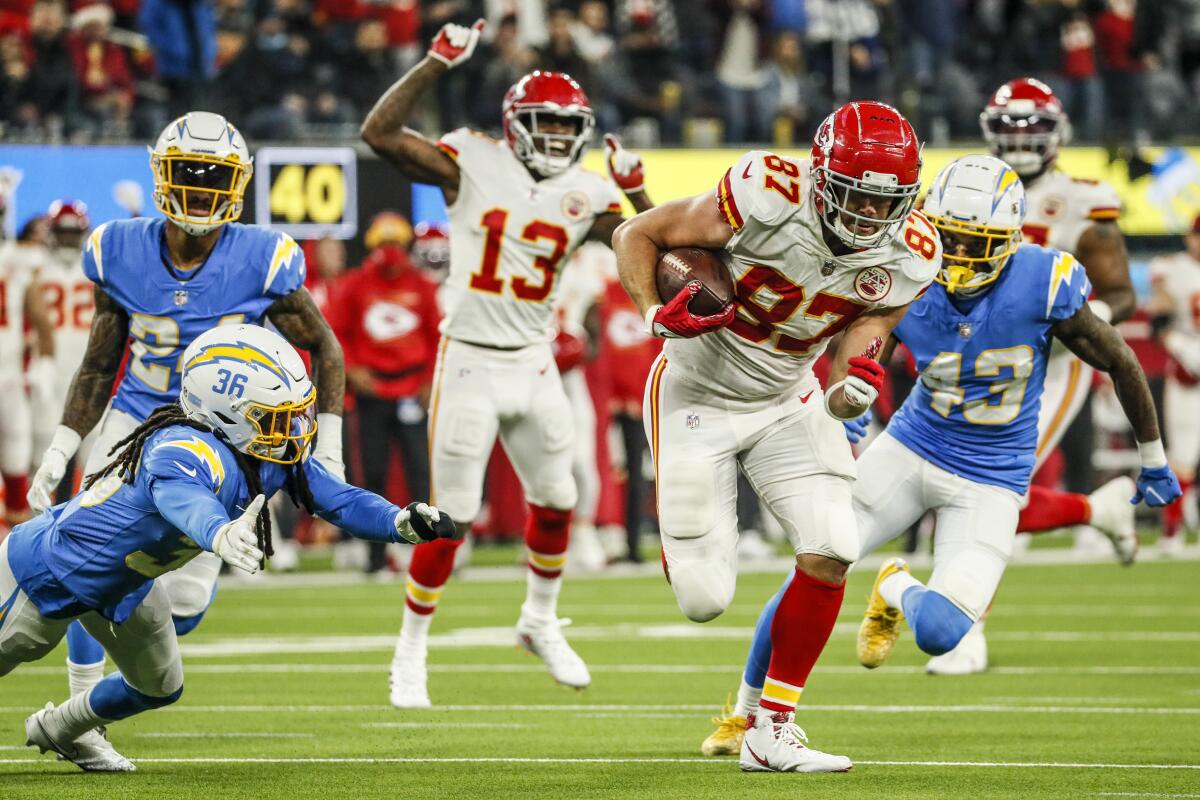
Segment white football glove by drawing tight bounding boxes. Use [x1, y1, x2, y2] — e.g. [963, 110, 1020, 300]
[603, 134, 645, 194]
[212, 494, 266, 574]
[428, 19, 484, 69]
[314, 413, 346, 482]
[28, 426, 81, 512]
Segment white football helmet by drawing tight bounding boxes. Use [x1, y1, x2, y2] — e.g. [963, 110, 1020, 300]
[150, 111, 253, 236]
[923, 154, 1026, 295]
[180, 324, 315, 464]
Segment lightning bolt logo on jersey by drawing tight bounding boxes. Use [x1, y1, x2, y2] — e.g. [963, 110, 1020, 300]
[82, 218, 306, 419]
[887, 245, 1091, 493]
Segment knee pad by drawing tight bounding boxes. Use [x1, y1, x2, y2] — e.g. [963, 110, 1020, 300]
[905, 589, 973, 656]
[526, 471, 577, 511]
[658, 461, 716, 540]
[433, 488, 484, 525]
[668, 560, 734, 623]
[163, 567, 219, 620]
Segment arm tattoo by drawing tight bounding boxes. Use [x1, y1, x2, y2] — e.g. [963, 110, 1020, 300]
[360, 58, 460, 198]
[267, 288, 346, 415]
[1052, 304, 1160, 442]
[61, 288, 129, 436]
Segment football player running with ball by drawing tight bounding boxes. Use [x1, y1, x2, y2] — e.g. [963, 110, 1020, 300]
[700, 155, 1180, 761]
[613, 101, 939, 773]
[2, 325, 456, 772]
[361, 19, 652, 707]
[24, 111, 347, 756]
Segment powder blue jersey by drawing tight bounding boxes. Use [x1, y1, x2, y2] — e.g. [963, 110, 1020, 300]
[886, 244, 1092, 493]
[83, 219, 306, 420]
[7, 425, 400, 622]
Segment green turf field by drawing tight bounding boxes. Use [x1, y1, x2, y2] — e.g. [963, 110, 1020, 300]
[1, 554, 1197, 799]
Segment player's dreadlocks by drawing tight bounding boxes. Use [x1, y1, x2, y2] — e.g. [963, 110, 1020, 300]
[85, 402, 318, 562]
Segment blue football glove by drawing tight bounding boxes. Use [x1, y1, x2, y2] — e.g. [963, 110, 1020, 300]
[1131, 465, 1182, 507]
[843, 411, 873, 444]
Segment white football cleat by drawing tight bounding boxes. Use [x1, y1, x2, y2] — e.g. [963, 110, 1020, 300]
[739, 710, 852, 773]
[25, 704, 135, 772]
[1158, 532, 1186, 558]
[389, 646, 432, 708]
[1087, 476, 1138, 565]
[925, 620, 988, 676]
[516, 614, 591, 689]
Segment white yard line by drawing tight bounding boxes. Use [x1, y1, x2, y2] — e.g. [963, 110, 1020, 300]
[1094, 794, 1200, 798]
[2, 703, 1194, 715]
[135, 732, 314, 738]
[362, 722, 529, 729]
[0, 756, 1197, 769]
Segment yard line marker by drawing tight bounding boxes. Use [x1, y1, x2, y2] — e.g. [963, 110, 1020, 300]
[1095, 793, 1200, 798]
[13, 663, 1200, 677]
[0, 757, 1196, 769]
[3, 703, 1195, 715]
[362, 723, 529, 729]
[135, 732, 314, 738]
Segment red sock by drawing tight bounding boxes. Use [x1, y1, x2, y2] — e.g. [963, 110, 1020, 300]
[3, 474, 28, 514]
[1016, 485, 1091, 533]
[760, 568, 845, 713]
[525, 504, 571, 578]
[1162, 478, 1192, 539]
[404, 537, 463, 615]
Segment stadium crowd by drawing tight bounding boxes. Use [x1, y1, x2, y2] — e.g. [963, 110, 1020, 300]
[0, 0, 1193, 156]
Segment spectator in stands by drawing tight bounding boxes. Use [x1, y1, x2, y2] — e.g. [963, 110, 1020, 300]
[613, 0, 685, 142]
[0, 33, 38, 134]
[713, 0, 770, 144]
[341, 17, 397, 117]
[895, 0, 959, 145]
[477, 14, 537, 127]
[138, 0, 217, 119]
[68, 3, 133, 136]
[338, 213, 441, 575]
[16, 1, 77, 137]
[760, 31, 814, 144]
[803, 0, 886, 108]
[573, 0, 614, 64]
[536, 5, 592, 93]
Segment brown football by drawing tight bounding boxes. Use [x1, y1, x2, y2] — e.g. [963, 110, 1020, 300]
[654, 247, 734, 316]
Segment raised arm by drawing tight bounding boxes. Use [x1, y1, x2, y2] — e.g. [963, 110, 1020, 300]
[267, 287, 347, 479]
[1075, 220, 1135, 324]
[360, 20, 484, 205]
[1051, 302, 1181, 506]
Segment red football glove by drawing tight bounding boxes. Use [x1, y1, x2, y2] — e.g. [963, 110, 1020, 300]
[647, 281, 736, 339]
[843, 336, 885, 408]
[604, 134, 644, 194]
[552, 329, 587, 373]
[428, 19, 484, 68]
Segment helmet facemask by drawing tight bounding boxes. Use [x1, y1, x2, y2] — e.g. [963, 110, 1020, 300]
[507, 106, 594, 177]
[243, 390, 317, 464]
[151, 149, 252, 236]
[981, 109, 1065, 179]
[930, 218, 1021, 296]
[814, 168, 920, 250]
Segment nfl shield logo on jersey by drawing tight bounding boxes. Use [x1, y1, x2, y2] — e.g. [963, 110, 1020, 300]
[958, 322, 973, 339]
[686, 413, 700, 430]
[174, 290, 189, 306]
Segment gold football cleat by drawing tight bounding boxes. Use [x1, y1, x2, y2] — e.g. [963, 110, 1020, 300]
[857, 557, 910, 669]
[700, 699, 747, 756]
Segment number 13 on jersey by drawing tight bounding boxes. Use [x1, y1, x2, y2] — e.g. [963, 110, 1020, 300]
[469, 208, 569, 302]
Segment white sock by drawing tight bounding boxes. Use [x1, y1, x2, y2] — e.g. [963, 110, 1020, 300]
[45, 688, 108, 743]
[395, 606, 433, 657]
[734, 678, 762, 719]
[67, 660, 105, 698]
[879, 570, 923, 610]
[521, 570, 562, 622]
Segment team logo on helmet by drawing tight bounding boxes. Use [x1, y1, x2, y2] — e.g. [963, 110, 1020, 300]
[185, 341, 292, 389]
[854, 266, 893, 302]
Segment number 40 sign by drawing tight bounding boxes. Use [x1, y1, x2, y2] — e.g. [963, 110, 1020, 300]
[254, 147, 358, 239]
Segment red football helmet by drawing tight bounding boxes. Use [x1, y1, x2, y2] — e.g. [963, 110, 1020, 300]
[47, 199, 90, 251]
[502, 71, 595, 177]
[810, 101, 922, 249]
[411, 221, 450, 276]
[980, 78, 1068, 178]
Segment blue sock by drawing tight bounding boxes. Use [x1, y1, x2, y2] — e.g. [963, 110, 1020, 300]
[901, 586, 973, 656]
[66, 621, 105, 666]
[87, 672, 182, 721]
[742, 571, 794, 689]
[171, 582, 218, 637]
